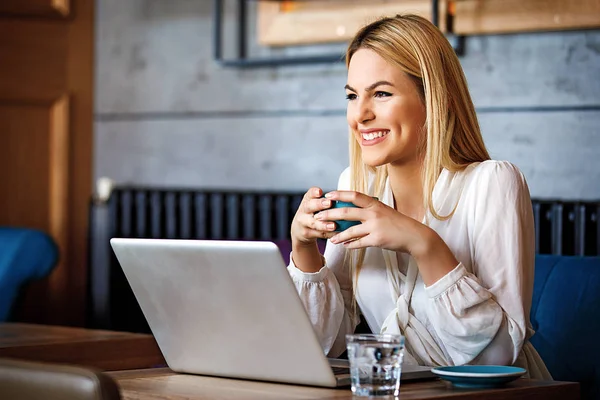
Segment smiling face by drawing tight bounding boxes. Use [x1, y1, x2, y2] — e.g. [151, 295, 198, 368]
[346, 48, 427, 168]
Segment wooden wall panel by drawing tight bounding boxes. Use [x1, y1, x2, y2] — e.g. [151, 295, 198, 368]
[0, 102, 53, 229]
[47, 96, 70, 310]
[0, 0, 70, 18]
[454, 0, 600, 35]
[0, 21, 67, 101]
[0, 0, 93, 326]
[0, 97, 71, 323]
[65, 0, 94, 327]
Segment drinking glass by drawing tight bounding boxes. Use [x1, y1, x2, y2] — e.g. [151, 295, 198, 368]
[346, 333, 405, 397]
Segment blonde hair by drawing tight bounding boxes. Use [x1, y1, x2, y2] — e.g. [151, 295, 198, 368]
[345, 14, 490, 298]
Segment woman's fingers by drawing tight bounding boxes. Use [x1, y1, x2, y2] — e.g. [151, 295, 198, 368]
[294, 187, 373, 243]
[294, 212, 337, 241]
[304, 187, 323, 200]
[331, 225, 368, 245]
[340, 236, 367, 249]
[305, 197, 334, 215]
[301, 213, 337, 232]
[324, 190, 377, 208]
[301, 187, 335, 215]
[313, 229, 337, 240]
[315, 205, 363, 223]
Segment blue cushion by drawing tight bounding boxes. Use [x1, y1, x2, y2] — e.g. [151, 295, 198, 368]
[0, 228, 58, 321]
[531, 255, 600, 399]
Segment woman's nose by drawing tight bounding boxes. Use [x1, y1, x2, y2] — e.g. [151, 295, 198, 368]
[356, 99, 375, 124]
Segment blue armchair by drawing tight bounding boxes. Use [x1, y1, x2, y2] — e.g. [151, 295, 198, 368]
[531, 255, 600, 400]
[0, 228, 59, 321]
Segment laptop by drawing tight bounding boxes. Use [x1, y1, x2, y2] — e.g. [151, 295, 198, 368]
[110, 238, 435, 387]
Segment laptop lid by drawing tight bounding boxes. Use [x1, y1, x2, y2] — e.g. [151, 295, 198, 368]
[110, 238, 340, 387]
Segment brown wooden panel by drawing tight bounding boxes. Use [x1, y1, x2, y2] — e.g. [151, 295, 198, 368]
[47, 95, 70, 311]
[0, 96, 70, 239]
[0, 97, 70, 323]
[0, 101, 53, 229]
[0, 0, 93, 327]
[454, 0, 600, 35]
[0, 0, 70, 18]
[65, 0, 94, 327]
[0, 20, 67, 101]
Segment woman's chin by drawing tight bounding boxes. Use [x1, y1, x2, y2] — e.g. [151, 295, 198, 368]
[361, 156, 389, 168]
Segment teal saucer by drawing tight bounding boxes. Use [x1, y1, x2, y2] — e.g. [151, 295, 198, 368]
[431, 365, 527, 388]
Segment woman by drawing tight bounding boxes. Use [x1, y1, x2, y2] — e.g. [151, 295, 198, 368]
[288, 14, 551, 379]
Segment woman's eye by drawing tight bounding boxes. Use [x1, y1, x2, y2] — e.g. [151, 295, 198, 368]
[374, 91, 392, 98]
[345, 93, 357, 101]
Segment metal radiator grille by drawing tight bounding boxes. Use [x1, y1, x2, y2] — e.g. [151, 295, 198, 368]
[533, 201, 600, 256]
[108, 189, 304, 241]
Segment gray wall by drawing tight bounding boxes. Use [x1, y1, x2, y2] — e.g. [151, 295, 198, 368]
[94, 0, 600, 200]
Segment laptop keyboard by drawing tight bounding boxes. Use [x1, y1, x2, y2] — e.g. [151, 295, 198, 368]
[331, 366, 351, 375]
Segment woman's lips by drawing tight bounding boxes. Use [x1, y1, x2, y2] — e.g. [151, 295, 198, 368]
[360, 130, 389, 146]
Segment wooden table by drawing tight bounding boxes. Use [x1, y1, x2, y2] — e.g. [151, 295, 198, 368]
[111, 368, 580, 400]
[0, 323, 165, 371]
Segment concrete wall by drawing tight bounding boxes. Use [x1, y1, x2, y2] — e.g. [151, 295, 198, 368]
[94, 0, 600, 199]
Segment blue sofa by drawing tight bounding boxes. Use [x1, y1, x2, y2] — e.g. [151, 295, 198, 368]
[0, 228, 59, 321]
[530, 255, 600, 400]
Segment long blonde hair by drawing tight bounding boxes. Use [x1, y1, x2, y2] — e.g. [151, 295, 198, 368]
[345, 14, 490, 297]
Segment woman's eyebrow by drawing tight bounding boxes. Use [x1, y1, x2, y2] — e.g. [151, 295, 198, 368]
[344, 80, 395, 92]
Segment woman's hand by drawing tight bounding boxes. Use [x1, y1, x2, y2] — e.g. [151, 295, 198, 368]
[290, 187, 339, 273]
[319, 190, 459, 285]
[316, 190, 424, 254]
[291, 187, 338, 247]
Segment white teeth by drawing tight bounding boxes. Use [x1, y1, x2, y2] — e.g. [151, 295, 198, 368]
[362, 131, 388, 141]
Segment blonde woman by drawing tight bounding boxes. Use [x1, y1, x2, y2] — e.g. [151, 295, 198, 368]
[288, 14, 551, 379]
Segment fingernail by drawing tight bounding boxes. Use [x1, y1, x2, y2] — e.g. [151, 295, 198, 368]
[321, 199, 330, 207]
[314, 188, 321, 196]
[314, 213, 323, 220]
[327, 223, 335, 230]
[330, 236, 338, 243]
[324, 192, 333, 198]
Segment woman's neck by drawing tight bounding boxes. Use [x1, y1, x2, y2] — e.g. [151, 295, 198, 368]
[387, 160, 424, 221]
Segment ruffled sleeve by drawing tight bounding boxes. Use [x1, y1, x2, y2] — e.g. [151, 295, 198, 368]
[424, 161, 535, 366]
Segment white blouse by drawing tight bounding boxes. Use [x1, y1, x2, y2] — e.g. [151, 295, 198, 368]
[287, 160, 552, 379]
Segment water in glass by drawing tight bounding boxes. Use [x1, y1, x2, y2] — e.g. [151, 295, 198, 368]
[346, 334, 404, 397]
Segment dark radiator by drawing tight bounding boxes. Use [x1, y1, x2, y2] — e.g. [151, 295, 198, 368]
[107, 189, 305, 241]
[88, 187, 600, 332]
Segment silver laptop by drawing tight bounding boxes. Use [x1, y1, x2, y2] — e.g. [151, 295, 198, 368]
[110, 238, 434, 387]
